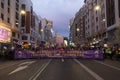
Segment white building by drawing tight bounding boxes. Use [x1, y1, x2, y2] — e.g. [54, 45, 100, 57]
[41, 18, 53, 43]
[33, 12, 41, 47]
[20, 0, 34, 46]
[0, 0, 20, 48]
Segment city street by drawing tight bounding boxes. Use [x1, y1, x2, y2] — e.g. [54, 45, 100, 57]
[0, 59, 120, 80]
[1, 0, 120, 80]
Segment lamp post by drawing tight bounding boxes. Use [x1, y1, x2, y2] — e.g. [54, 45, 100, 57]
[77, 27, 80, 32]
[76, 28, 80, 45]
[94, 5, 101, 40]
[40, 29, 43, 32]
[94, 5, 101, 11]
[20, 10, 26, 15]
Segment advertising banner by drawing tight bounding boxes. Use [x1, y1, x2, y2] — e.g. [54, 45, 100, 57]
[14, 50, 103, 59]
[0, 25, 11, 43]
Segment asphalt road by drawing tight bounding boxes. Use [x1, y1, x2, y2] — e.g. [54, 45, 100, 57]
[0, 59, 120, 80]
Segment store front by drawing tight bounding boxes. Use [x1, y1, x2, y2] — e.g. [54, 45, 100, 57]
[0, 25, 11, 49]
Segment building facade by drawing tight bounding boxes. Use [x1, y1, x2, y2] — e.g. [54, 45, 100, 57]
[20, 0, 35, 47]
[41, 18, 53, 43]
[106, 0, 120, 44]
[0, 0, 20, 49]
[84, 0, 107, 46]
[70, 0, 120, 46]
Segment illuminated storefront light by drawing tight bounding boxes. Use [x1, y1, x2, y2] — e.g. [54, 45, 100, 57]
[0, 25, 11, 43]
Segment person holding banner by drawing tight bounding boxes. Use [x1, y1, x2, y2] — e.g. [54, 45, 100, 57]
[106, 48, 113, 60]
[116, 47, 120, 60]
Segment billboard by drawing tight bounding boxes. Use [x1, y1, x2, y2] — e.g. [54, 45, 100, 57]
[0, 25, 11, 43]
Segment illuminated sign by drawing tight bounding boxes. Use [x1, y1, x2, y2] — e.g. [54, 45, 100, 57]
[0, 25, 11, 43]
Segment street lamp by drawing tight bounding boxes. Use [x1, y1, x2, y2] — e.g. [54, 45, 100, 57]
[68, 25, 70, 29]
[102, 18, 106, 22]
[41, 29, 43, 32]
[76, 28, 80, 32]
[21, 10, 26, 15]
[94, 5, 101, 11]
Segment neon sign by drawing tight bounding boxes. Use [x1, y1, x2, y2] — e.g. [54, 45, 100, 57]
[0, 25, 11, 43]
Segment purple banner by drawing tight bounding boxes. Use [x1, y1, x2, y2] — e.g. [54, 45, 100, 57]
[14, 50, 103, 59]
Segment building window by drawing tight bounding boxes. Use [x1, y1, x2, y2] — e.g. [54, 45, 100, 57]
[7, 18, 10, 23]
[21, 29, 25, 33]
[8, 8, 10, 13]
[96, 17, 98, 22]
[16, 0, 19, 2]
[16, 3, 19, 11]
[8, 0, 10, 6]
[95, 0, 97, 4]
[22, 35, 28, 40]
[88, 25, 89, 29]
[1, 13, 4, 20]
[21, 4, 26, 27]
[96, 26, 98, 31]
[12, 32, 16, 37]
[16, 12, 19, 20]
[1, 2, 4, 9]
[118, 0, 120, 18]
[18, 34, 20, 39]
[106, 0, 115, 27]
[21, 4, 25, 10]
[15, 23, 19, 28]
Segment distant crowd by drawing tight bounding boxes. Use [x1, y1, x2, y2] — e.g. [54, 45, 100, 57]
[0, 45, 120, 60]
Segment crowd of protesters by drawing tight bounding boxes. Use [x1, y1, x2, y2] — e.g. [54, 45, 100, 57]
[101, 45, 120, 60]
[0, 43, 120, 60]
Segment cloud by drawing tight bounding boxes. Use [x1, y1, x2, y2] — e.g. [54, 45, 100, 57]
[31, 0, 84, 37]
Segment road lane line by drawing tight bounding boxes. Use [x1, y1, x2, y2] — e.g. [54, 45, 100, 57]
[8, 61, 36, 75]
[94, 60, 120, 71]
[28, 64, 45, 80]
[61, 58, 64, 62]
[0, 60, 27, 70]
[8, 65, 28, 75]
[19, 61, 36, 66]
[32, 59, 51, 80]
[74, 59, 104, 80]
[29, 59, 52, 80]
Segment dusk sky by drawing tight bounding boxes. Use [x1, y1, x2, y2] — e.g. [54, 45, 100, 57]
[31, 0, 84, 37]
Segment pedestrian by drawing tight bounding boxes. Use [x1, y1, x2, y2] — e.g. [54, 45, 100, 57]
[102, 47, 107, 59]
[115, 47, 120, 60]
[106, 48, 113, 59]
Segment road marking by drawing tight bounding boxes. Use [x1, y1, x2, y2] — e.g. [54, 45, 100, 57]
[19, 61, 36, 66]
[61, 58, 64, 62]
[0, 60, 26, 70]
[8, 66, 28, 75]
[29, 64, 45, 80]
[94, 60, 120, 71]
[74, 59, 104, 80]
[8, 61, 36, 75]
[29, 59, 52, 80]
